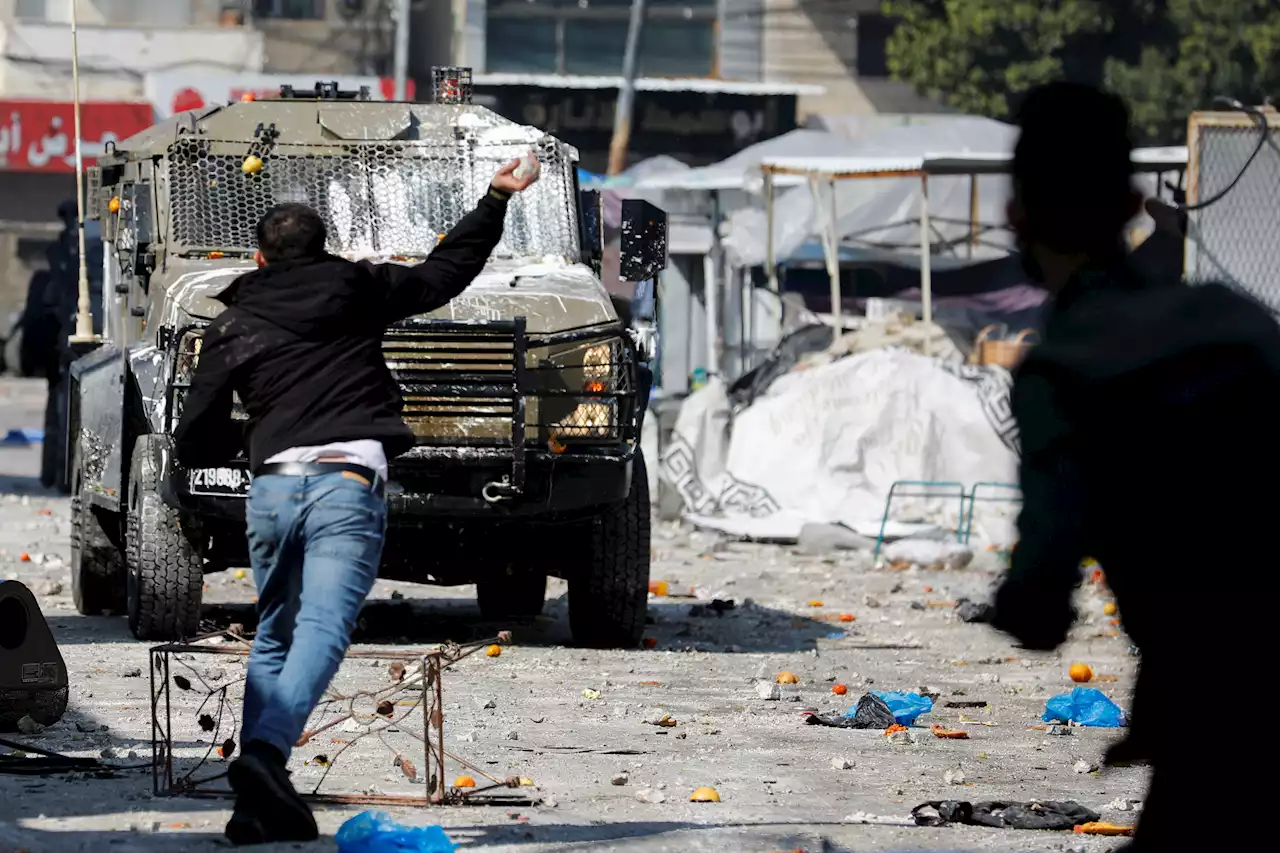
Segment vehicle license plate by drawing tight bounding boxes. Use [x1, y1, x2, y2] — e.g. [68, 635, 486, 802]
[186, 467, 251, 496]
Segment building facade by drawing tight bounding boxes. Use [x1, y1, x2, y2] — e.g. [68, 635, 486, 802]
[462, 0, 937, 118]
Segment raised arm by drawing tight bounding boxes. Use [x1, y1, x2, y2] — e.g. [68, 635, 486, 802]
[371, 156, 542, 325]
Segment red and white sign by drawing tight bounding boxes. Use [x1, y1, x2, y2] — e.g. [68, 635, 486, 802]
[0, 101, 154, 173]
[145, 71, 417, 120]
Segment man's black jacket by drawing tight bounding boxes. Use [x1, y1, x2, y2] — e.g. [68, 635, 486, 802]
[992, 261, 1280, 653]
[174, 192, 508, 471]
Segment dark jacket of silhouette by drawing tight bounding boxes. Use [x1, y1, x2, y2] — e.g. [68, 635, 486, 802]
[993, 258, 1280, 773]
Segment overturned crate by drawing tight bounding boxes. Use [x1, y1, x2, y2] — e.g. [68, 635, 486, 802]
[149, 631, 531, 806]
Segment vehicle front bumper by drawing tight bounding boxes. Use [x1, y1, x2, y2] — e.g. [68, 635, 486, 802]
[161, 443, 635, 522]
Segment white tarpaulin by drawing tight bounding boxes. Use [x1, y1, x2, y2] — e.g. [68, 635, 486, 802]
[659, 347, 1020, 543]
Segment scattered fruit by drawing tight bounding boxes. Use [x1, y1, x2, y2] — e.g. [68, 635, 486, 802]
[1074, 822, 1134, 837]
[19, 553, 30, 562]
[648, 580, 669, 597]
[689, 786, 721, 803]
[831, 684, 848, 695]
[518, 777, 535, 787]
[486, 644, 502, 658]
[808, 599, 824, 607]
[454, 776, 476, 789]
[1090, 567, 1105, 584]
[1103, 601, 1118, 616]
[923, 586, 933, 593]
[240, 92, 257, 102]
[234, 569, 247, 580]
[838, 613, 855, 622]
[1069, 663, 1094, 683]
[108, 196, 121, 213]
[241, 155, 264, 174]
[931, 725, 970, 740]
[884, 724, 908, 735]
[642, 638, 658, 649]
[775, 672, 800, 684]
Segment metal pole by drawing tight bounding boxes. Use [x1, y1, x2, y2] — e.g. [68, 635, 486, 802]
[810, 175, 841, 345]
[968, 174, 979, 259]
[68, 0, 95, 344]
[920, 174, 933, 356]
[704, 190, 721, 377]
[826, 177, 841, 342]
[763, 170, 778, 293]
[393, 0, 411, 101]
[607, 0, 646, 175]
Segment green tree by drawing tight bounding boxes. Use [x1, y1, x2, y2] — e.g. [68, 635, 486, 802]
[883, 0, 1280, 143]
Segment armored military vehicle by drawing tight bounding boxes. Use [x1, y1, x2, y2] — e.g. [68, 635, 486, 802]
[67, 73, 666, 648]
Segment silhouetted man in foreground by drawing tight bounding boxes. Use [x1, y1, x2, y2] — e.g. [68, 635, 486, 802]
[992, 82, 1279, 850]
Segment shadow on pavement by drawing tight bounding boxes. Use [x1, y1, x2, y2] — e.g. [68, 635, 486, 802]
[44, 594, 848, 654]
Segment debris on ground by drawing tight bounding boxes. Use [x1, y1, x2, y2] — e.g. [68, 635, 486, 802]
[611, 772, 629, 786]
[689, 599, 736, 617]
[867, 691, 934, 725]
[15, 716, 44, 735]
[831, 757, 854, 770]
[775, 672, 800, 684]
[756, 681, 782, 700]
[1074, 821, 1134, 837]
[804, 693, 897, 730]
[797, 522, 875, 554]
[931, 725, 970, 740]
[335, 810, 456, 853]
[1073, 759, 1098, 774]
[636, 788, 667, 804]
[1043, 688, 1126, 727]
[955, 597, 995, 623]
[944, 766, 966, 785]
[913, 800, 1102, 831]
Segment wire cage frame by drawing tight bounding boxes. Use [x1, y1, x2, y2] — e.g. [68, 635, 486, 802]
[1186, 109, 1280, 311]
[149, 630, 531, 807]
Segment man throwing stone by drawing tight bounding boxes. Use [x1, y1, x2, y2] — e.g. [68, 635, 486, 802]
[175, 157, 540, 844]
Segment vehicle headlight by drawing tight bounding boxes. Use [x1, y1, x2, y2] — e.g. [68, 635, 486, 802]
[582, 342, 612, 381]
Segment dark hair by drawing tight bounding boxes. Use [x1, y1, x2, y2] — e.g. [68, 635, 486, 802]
[1012, 82, 1135, 253]
[255, 203, 328, 263]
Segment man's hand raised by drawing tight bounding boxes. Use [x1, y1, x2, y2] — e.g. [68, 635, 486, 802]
[491, 154, 542, 196]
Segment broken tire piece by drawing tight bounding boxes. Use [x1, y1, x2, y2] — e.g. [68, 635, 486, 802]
[912, 800, 1102, 831]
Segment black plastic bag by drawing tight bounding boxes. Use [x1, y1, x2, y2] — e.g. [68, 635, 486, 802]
[803, 693, 896, 730]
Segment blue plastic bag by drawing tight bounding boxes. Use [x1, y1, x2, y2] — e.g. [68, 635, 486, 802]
[1042, 687, 1127, 727]
[847, 691, 934, 726]
[336, 811, 456, 853]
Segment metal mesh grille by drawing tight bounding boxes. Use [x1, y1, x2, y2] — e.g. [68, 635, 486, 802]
[1187, 118, 1280, 311]
[167, 138, 579, 259]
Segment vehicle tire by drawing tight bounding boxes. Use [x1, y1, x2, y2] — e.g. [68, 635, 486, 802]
[477, 570, 547, 621]
[568, 450, 651, 649]
[70, 444, 125, 615]
[125, 436, 204, 640]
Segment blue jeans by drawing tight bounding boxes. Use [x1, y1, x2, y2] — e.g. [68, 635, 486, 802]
[241, 472, 386, 760]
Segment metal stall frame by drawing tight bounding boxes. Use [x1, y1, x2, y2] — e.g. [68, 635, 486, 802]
[756, 148, 1190, 356]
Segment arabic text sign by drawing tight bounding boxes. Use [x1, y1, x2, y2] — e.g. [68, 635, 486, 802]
[145, 72, 416, 120]
[0, 101, 154, 174]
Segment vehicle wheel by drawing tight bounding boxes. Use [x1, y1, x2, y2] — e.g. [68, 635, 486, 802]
[568, 450, 651, 649]
[477, 570, 547, 621]
[70, 445, 125, 615]
[125, 436, 204, 640]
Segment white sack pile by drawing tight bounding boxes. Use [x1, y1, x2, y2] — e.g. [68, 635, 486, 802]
[658, 347, 1021, 546]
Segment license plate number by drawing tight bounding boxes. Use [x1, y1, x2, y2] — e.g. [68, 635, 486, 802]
[187, 467, 251, 496]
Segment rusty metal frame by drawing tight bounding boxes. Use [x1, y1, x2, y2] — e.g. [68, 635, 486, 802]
[150, 629, 530, 807]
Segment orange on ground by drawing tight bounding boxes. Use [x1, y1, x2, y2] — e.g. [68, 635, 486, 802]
[689, 786, 721, 803]
[643, 638, 658, 649]
[1074, 822, 1133, 837]
[1069, 663, 1094, 683]
[923, 586, 933, 593]
[831, 684, 847, 695]
[884, 724, 908, 735]
[19, 553, 30, 562]
[930, 724, 970, 740]
[485, 644, 502, 658]
[838, 613, 855, 622]
[454, 776, 476, 788]
[808, 599, 824, 607]
[1103, 601, 1118, 616]
[775, 672, 800, 684]
[648, 580, 669, 597]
